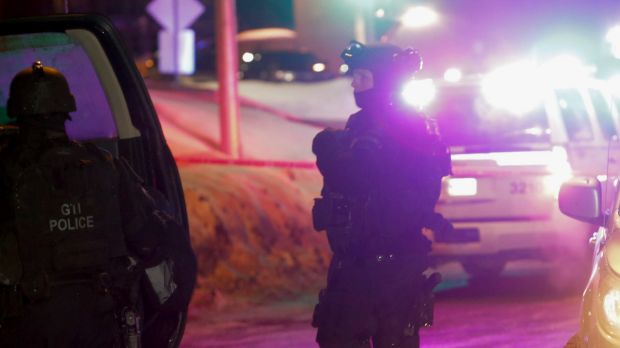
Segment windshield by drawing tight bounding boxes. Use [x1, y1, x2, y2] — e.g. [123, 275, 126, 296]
[255, 52, 317, 70]
[589, 88, 617, 140]
[428, 83, 550, 149]
[0, 33, 117, 141]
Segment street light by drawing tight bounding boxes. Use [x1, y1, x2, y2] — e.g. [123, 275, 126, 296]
[242, 52, 254, 63]
[401, 6, 439, 28]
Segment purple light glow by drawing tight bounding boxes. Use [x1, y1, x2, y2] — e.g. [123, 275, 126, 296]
[0, 33, 118, 141]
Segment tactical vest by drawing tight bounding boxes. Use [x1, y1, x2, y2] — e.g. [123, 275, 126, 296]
[7, 142, 127, 300]
[313, 107, 450, 255]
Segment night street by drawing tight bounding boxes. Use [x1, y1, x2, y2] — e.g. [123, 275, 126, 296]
[151, 83, 587, 347]
[180, 262, 583, 347]
[1, 1, 620, 347]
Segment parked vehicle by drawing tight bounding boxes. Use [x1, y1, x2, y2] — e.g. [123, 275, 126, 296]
[408, 66, 618, 277]
[0, 14, 189, 347]
[559, 138, 620, 347]
[239, 50, 333, 82]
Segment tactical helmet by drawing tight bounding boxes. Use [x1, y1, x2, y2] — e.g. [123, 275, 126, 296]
[341, 40, 423, 90]
[7, 61, 76, 119]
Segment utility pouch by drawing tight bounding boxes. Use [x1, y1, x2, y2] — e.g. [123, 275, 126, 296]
[312, 196, 351, 232]
[414, 290, 434, 329]
[312, 198, 332, 231]
[311, 289, 326, 328]
[413, 272, 442, 329]
[0, 285, 24, 320]
[20, 272, 51, 302]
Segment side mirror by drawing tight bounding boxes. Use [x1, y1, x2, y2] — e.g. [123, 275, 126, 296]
[558, 177, 603, 225]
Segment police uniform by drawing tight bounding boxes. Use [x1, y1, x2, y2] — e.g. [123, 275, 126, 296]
[312, 42, 451, 348]
[0, 62, 196, 347]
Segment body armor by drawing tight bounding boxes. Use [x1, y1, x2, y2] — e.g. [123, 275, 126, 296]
[7, 142, 127, 300]
[312, 104, 451, 348]
[0, 138, 135, 348]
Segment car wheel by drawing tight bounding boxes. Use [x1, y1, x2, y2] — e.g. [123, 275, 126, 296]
[462, 260, 506, 279]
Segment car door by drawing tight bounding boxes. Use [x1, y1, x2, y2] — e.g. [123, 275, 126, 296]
[0, 14, 189, 347]
[553, 85, 619, 177]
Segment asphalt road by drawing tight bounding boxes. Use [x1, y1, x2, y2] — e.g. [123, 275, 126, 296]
[180, 262, 583, 348]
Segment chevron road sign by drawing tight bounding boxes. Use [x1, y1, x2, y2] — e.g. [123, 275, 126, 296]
[147, 0, 205, 74]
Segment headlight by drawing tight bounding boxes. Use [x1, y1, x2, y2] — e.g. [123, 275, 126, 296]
[312, 63, 326, 73]
[597, 256, 620, 336]
[604, 289, 620, 328]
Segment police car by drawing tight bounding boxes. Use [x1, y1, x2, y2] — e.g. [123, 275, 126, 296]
[0, 15, 189, 347]
[559, 137, 620, 347]
[403, 59, 618, 278]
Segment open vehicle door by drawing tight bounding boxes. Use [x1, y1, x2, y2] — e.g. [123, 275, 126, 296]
[0, 14, 190, 347]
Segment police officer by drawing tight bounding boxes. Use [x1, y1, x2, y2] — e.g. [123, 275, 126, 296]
[311, 41, 452, 348]
[0, 62, 196, 347]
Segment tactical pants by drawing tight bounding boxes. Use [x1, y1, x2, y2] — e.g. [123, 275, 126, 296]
[0, 284, 121, 348]
[314, 253, 428, 348]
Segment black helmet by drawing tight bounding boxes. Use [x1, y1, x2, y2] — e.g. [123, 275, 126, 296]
[7, 61, 76, 119]
[341, 40, 422, 90]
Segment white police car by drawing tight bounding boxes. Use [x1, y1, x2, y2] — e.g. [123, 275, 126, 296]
[404, 61, 618, 278]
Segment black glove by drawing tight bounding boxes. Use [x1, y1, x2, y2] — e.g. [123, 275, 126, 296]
[423, 212, 454, 235]
[125, 210, 167, 267]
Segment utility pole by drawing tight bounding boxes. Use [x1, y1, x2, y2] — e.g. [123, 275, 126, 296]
[353, 0, 376, 44]
[215, 0, 241, 158]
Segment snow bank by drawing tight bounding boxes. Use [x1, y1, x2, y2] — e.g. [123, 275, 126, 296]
[181, 164, 330, 308]
[185, 77, 359, 124]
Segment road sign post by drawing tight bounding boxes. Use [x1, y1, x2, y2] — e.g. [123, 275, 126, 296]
[147, 0, 204, 75]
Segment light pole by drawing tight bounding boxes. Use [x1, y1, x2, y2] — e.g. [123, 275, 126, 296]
[353, 0, 376, 44]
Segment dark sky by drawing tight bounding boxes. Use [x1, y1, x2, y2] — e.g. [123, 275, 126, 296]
[236, 0, 294, 32]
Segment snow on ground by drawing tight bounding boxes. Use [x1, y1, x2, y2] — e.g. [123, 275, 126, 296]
[151, 87, 324, 161]
[183, 77, 358, 125]
[181, 262, 581, 348]
[179, 163, 328, 308]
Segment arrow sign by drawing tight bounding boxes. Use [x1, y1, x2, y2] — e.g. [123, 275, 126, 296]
[147, 0, 204, 75]
[147, 0, 205, 31]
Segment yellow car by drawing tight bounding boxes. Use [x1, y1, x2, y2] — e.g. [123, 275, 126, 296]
[559, 173, 620, 347]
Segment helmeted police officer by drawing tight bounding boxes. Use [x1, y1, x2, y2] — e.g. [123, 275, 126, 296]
[0, 61, 196, 348]
[311, 41, 452, 348]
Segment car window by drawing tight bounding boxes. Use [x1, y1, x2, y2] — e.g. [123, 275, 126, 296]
[556, 89, 593, 141]
[0, 32, 117, 141]
[612, 95, 620, 123]
[431, 84, 550, 148]
[589, 88, 617, 140]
